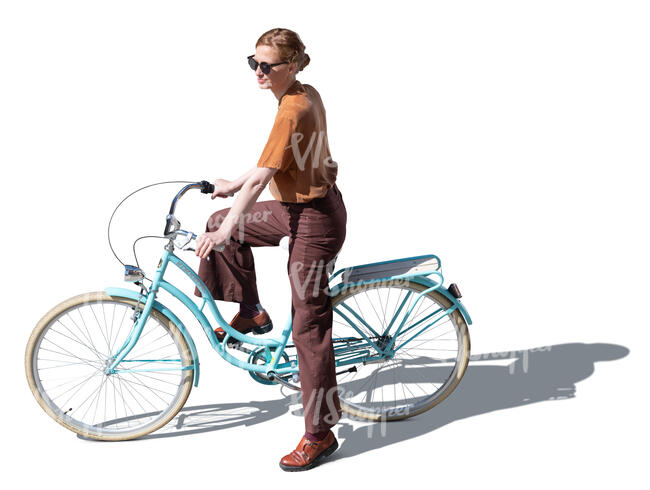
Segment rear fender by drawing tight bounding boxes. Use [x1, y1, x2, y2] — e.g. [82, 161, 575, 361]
[408, 276, 473, 326]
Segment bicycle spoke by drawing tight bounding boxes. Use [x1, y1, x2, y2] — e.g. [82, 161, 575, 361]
[109, 306, 130, 355]
[84, 374, 109, 425]
[49, 370, 103, 404]
[38, 340, 103, 370]
[88, 304, 112, 355]
[54, 319, 105, 361]
[115, 370, 178, 400]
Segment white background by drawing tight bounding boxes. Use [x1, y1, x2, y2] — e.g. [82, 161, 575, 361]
[1, 0, 648, 487]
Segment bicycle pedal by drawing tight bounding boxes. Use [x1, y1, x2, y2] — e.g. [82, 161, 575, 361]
[252, 322, 273, 335]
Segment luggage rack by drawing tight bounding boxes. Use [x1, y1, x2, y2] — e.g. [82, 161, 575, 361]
[328, 253, 443, 293]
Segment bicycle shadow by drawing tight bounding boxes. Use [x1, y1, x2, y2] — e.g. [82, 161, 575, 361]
[78, 342, 628, 450]
[97, 396, 294, 441]
[328, 342, 629, 460]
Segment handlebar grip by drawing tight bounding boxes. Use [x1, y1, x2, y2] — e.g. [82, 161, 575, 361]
[200, 180, 215, 194]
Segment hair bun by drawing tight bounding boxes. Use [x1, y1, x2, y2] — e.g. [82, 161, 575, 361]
[300, 53, 311, 71]
[256, 28, 310, 72]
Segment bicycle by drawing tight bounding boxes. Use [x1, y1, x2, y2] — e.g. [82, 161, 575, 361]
[25, 180, 473, 441]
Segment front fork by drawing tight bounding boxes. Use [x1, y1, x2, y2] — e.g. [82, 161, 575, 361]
[105, 243, 176, 374]
[105, 284, 157, 374]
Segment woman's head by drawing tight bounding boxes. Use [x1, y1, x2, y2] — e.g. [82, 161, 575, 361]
[251, 28, 310, 91]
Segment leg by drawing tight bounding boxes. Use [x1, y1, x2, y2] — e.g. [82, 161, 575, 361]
[194, 200, 289, 302]
[288, 232, 345, 434]
[278, 189, 348, 471]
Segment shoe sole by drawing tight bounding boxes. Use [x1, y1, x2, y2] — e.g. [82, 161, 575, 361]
[252, 322, 273, 335]
[221, 320, 274, 344]
[278, 439, 339, 472]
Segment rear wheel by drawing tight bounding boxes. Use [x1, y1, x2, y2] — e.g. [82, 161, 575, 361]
[330, 280, 470, 421]
[25, 291, 194, 441]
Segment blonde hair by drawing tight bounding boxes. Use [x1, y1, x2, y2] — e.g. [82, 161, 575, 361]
[256, 28, 311, 72]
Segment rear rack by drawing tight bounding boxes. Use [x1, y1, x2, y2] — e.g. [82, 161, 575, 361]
[329, 253, 443, 290]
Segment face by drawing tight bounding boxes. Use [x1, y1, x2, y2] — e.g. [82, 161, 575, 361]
[252, 44, 296, 89]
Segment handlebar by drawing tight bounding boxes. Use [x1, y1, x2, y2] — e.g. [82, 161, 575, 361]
[202, 181, 215, 195]
[164, 180, 225, 253]
[164, 180, 213, 235]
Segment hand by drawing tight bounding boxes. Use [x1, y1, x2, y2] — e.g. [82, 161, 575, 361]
[195, 230, 228, 259]
[211, 179, 235, 199]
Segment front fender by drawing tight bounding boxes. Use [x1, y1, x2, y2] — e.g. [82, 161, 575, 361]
[104, 286, 201, 387]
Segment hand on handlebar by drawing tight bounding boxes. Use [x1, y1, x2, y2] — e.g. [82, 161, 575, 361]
[211, 179, 235, 199]
[195, 230, 228, 258]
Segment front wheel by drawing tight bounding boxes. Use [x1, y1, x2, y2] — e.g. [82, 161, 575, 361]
[331, 280, 470, 421]
[25, 291, 194, 441]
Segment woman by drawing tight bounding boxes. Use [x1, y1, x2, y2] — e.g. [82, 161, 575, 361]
[193, 28, 346, 472]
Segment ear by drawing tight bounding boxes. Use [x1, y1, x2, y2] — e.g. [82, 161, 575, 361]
[288, 61, 298, 74]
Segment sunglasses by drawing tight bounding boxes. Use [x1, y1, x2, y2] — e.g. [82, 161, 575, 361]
[247, 55, 288, 75]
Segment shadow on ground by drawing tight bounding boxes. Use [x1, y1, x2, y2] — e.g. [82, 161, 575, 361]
[79, 342, 629, 460]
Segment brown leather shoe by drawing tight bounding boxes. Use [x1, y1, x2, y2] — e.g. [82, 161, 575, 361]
[214, 309, 273, 343]
[279, 430, 338, 472]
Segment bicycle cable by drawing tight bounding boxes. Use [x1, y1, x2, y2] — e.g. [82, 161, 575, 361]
[107, 180, 195, 268]
[131, 234, 170, 285]
[133, 234, 169, 270]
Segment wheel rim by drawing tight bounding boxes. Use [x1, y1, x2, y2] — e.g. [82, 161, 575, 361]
[332, 281, 468, 418]
[29, 299, 192, 438]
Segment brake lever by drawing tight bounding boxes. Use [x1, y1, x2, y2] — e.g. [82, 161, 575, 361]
[173, 230, 196, 250]
[175, 229, 225, 253]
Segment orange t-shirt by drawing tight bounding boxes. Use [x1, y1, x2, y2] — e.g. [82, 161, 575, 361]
[257, 79, 338, 203]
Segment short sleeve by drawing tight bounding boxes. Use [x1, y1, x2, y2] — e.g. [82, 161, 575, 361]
[257, 112, 297, 173]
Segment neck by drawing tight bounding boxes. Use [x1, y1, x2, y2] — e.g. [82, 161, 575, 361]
[272, 77, 297, 101]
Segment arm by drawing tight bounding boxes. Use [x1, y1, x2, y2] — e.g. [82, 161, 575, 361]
[198, 109, 295, 257]
[218, 166, 277, 239]
[195, 166, 277, 258]
[211, 167, 257, 198]
[228, 167, 258, 194]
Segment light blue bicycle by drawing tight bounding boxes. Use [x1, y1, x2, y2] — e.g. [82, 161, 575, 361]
[25, 181, 473, 441]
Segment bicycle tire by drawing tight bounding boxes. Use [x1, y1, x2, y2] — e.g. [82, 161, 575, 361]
[330, 279, 470, 421]
[25, 291, 194, 441]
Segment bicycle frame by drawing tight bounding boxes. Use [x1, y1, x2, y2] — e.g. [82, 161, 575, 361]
[104, 244, 471, 388]
[104, 245, 299, 385]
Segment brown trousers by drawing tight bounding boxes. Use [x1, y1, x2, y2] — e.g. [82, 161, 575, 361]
[193, 183, 347, 433]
